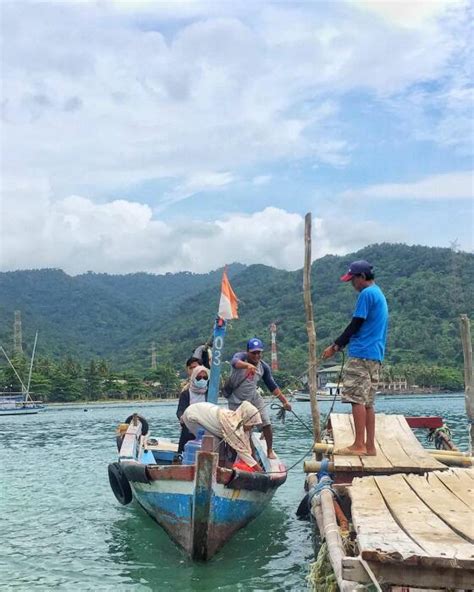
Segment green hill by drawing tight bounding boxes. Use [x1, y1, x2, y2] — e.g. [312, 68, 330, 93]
[0, 244, 472, 398]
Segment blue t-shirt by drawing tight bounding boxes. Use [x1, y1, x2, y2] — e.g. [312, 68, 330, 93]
[348, 285, 388, 362]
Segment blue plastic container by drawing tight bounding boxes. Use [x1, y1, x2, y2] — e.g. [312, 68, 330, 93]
[182, 429, 205, 465]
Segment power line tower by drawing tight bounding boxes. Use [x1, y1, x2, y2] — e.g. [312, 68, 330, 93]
[151, 342, 157, 370]
[13, 310, 23, 355]
[270, 322, 279, 371]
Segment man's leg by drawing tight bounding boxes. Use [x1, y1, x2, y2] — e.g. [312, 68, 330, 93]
[365, 405, 376, 455]
[349, 403, 367, 454]
[262, 424, 275, 458]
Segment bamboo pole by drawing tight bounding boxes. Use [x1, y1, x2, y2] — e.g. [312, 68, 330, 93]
[307, 474, 355, 592]
[460, 314, 474, 455]
[313, 442, 470, 457]
[303, 213, 321, 444]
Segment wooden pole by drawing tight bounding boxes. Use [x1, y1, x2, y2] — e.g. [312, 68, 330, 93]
[304, 213, 321, 444]
[460, 314, 474, 454]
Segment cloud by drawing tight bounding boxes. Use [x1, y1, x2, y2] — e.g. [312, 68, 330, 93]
[352, 0, 466, 28]
[340, 171, 473, 200]
[0, 176, 403, 274]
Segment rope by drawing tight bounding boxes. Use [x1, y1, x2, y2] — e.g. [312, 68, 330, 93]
[357, 556, 383, 592]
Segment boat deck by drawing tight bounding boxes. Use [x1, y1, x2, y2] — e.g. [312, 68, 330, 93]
[344, 468, 474, 590]
[329, 413, 446, 481]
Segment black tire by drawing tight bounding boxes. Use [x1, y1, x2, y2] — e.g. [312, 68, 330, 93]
[125, 414, 149, 436]
[108, 462, 132, 505]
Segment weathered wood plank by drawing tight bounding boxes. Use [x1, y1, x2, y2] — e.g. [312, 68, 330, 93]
[369, 413, 412, 471]
[406, 472, 474, 543]
[434, 468, 474, 507]
[349, 476, 426, 562]
[375, 473, 474, 569]
[331, 413, 364, 471]
[342, 557, 474, 589]
[393, 415, 446, 471]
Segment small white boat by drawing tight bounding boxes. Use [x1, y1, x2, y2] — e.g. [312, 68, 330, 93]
[294, 383, 341, 402]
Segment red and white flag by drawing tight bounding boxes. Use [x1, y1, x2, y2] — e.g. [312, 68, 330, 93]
[218, 269, 239, 320]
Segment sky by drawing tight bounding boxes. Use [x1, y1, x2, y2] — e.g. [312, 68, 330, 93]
[0, 0, 472, 275]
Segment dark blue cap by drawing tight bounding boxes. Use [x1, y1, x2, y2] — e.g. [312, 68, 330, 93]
[247, 338, 264, 351]
[340, 260, 373, 282]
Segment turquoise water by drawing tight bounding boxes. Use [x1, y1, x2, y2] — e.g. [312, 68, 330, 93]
[0, 395, 469, 591]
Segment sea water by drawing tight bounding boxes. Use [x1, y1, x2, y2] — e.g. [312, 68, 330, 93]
[0, 395, 469, 592]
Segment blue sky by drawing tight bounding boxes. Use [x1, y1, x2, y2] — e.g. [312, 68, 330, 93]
[1, 0, 472, 274]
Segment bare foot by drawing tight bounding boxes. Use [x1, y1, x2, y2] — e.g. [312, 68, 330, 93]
[365, 448, 377, 456]
[334, 446, 367, 456]
[267, 449, 277, 459]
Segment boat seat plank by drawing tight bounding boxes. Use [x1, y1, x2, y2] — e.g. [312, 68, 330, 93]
[434, 468, 474, 507]
[406, 472, 474, 543]
[375, 473, 474, 568]
[349, 475, 427, 561]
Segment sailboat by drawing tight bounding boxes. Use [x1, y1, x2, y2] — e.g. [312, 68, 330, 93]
[0, 333, 45, 416]
[108, 270, 287, 560]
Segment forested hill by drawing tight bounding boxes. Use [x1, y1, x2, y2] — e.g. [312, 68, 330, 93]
[0, 244, 472, 378]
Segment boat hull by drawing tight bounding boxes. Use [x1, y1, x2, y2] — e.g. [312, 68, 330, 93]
[116, 420, 286, 560]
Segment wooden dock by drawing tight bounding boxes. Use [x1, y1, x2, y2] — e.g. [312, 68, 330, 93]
[344, 468, 474, 590]
[329, 413, 446, 482]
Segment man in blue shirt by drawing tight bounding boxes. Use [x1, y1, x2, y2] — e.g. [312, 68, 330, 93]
[322, 260, 388, 456]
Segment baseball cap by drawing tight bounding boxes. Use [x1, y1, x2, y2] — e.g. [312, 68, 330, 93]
[340, 260, 373, 282]
[247, 338, 264, 352]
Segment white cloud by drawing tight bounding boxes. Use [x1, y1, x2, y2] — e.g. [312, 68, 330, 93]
[0, 176, 403, 274]
[352, 0, 466, 28]
[252, 175, 272, 186]
[340, 171, 473, 200]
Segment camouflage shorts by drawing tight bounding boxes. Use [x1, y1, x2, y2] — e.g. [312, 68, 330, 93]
[342, 357, 381, 407]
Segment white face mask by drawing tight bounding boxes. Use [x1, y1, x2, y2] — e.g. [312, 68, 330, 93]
[194, 378, 208, 389]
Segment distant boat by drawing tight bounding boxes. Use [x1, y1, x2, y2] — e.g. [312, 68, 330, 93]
[294, 382, 341, 402]
[0, 332, 45, 416]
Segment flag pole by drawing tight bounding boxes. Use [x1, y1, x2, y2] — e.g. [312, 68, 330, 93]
[207, 317, 226, 404]
[206, 268, 239, 404]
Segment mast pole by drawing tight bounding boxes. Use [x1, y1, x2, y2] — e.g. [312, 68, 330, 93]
[303, 212, 321, 444]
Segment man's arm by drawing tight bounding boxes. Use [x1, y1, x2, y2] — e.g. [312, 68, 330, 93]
[231, 352, 257, 375]
[322, 317, 365, 359]
[261, 361, 292, 411]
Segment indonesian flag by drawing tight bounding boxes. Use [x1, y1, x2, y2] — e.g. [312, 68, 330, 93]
[218, 269, 239, 320]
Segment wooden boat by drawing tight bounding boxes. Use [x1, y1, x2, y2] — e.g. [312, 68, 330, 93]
[108, 270, 287, 560]
[109, 414, 286, 560]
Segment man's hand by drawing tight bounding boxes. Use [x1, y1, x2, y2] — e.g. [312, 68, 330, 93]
[246, 363, 257, 376]
[322, 344, 338, 359]
[282, 400, 292, 412]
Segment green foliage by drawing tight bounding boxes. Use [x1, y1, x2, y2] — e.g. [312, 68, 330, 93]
[0, 244, 472, 399]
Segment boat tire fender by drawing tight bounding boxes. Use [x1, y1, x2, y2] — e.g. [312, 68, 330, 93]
[124, 414, 149, 436]
[122, 462, 150, 484]
[108, 462, 133, 505]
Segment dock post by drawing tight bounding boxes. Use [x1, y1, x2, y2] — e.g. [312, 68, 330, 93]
[460, 314, 473, 455]
[303, 213, 321, 446]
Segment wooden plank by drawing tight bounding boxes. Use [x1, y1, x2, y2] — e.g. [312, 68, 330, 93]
[406, 472, 474, 543]
[331, 413, 364, 471]
[393, 415, 446, 471]
[375, 474, 474, 569]
[342, 557, 474, 589]
[434, 468, 474, 507]
[349, 476, 426, 562]
[370, 413, 414, 471]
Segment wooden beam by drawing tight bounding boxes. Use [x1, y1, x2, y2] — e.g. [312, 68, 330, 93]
[303, 213, 321, 445]
[342, 557, 474, 589]
[460, 314, 474, 455]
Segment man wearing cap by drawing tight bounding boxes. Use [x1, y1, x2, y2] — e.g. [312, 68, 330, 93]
[227, 338, 291, 459]
[322, 260, 388, 456]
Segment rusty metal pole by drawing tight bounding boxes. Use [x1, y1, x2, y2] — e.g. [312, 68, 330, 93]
[460, 314, 474, 455]
[303, 213, 321, 445]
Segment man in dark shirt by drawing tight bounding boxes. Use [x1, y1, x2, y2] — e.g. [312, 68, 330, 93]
[227, 338, 291, 459]
[323, 260, 388, 456]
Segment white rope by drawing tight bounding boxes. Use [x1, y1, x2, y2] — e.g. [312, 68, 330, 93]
[357, 555, 383, 592]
